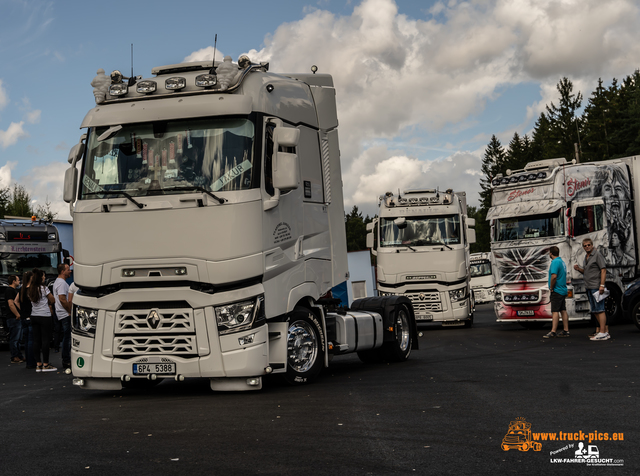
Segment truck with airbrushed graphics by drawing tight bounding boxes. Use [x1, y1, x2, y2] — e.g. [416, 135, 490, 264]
[366, 189, 476, 327]
[488, 156, 640, 327]
[63, 55, 418, 391]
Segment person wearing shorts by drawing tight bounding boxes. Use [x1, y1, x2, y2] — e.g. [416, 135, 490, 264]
[544, 246, 569, 338]
[574, 238, 609, 341]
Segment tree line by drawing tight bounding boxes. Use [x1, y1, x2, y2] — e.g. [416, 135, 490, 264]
[0, 183, 57, 221]
[473, 69, 640, 252]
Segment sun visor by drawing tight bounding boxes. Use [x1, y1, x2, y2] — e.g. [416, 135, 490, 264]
[487, 199, 564, 221]
[80, 95, 253, 128]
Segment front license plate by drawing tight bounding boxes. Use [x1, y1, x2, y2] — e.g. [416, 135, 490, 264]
[517, 310, 535, 317]
[133, 363, 176, 375]
[416, 314, 433, 321]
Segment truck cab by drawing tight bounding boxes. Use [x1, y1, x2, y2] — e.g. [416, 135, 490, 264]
[366, 189, 475, 327]
[64, 56, 418, 391]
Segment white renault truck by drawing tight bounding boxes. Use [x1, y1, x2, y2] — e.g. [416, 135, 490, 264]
[469, 252, 495, 304]
[488, 156, 640, 327]
[63, 56, 418, 391]
[366, 190, 476, 327]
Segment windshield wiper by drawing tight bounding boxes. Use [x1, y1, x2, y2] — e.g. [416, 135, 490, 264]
[396, 244, 417, 252]
[161, 186, 225, 204]
[85, 190, 143, 209]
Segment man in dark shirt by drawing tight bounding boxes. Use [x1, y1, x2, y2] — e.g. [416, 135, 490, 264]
[5, 275, 24, 363]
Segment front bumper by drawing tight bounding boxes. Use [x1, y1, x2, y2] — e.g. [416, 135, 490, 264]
[70, 284, 272, 385]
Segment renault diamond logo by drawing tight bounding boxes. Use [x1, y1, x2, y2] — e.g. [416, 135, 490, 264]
[419, 293, 426, 300]
[147, 310, 161, 329]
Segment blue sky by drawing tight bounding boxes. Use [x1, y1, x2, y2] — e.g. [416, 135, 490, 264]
[1, 0, 639, 219]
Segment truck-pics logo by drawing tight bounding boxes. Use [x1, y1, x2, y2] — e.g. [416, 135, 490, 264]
[507, 188, 535, 201]
[502, 418, 542, 452]
[565, 176, 591, 197]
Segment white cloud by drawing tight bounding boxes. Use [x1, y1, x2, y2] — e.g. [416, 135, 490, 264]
[183, 47, 225, 63]
[0, 121, 28, 148]
[185, 0, 640, 212]
[25, 109, 41, 124]
[346, 148, 483, 216]
[20, 161, 70, 220]
[0, 79, 8, 110]
[0, 161, 16, 188]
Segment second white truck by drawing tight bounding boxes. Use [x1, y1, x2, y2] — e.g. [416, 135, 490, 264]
[367, 189, 476, 327]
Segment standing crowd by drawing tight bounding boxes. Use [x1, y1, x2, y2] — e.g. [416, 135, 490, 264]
[6, 263, 77, 371]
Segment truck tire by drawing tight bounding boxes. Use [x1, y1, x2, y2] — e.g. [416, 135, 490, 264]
[383, 303, 413, 362]
[631, 301, 640, 330]
[604, 286, 621, 325]
[284, 309, 325, 385]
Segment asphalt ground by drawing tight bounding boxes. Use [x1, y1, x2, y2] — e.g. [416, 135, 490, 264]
[1, 304, 638, 476]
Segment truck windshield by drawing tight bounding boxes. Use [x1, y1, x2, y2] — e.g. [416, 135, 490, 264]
[496, 210, 564, 241]
[81, 118, 255, 198]
[0, 252, 59, 276]
[380, 215, 460, 247]
[470, 261, 492, 277]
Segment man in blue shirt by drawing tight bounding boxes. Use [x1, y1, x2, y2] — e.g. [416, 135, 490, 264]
[544, 246, 569, 338]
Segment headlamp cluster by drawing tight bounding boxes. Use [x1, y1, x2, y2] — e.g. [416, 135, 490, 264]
[215, 295, 265, 335]
[503, 293, 539, 303]
[492, 172, 547, 187]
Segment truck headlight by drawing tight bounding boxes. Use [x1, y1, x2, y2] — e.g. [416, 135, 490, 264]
[73, 306, 98, 334]
[215, 295, 264, 335]
[449, 288, 467, 302]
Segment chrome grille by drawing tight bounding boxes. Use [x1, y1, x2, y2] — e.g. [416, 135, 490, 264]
[412, 302, 443, 313]
[115, 336, 196, 355]
[405, 291, 440, 302]
[115, 308, 193, 333]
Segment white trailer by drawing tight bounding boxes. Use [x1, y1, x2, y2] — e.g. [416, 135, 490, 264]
[366, 190, 476, 327]
[63, 56, 418, 391]
[488, 156, 640, 327]
[470, 252, 495, 303]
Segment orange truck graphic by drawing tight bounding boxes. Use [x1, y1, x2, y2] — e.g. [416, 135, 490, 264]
[501, 418, 542, 452]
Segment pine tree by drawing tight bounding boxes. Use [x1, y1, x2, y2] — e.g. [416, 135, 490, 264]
[479, 135, 506, 210]
[545, 77, 583, 161]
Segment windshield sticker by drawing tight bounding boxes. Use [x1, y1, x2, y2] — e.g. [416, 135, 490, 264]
[212, 160, 253, 191]
[82, 175, 103, 193]
[142, 143, 148, 165]
[164, 169, 178, 179]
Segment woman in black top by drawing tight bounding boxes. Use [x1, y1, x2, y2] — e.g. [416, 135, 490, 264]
[14, 271, 35, 369]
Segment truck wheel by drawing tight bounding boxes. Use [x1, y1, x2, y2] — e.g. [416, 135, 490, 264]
[631, 301, 640, 330]
[383, 303, 413, 362]
[604, 287, 621, 325]
[284, 310, 325, 385]
[464, 313, 474, 328]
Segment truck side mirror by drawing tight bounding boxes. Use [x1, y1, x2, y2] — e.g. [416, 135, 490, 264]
[366, 222, 375, 231]
[467, 217, 476, 227]
[467, 228, 476, 244]
[264, 125, 300, 211]
[272, 127, 300, 191]
[68, 135, 87, 165]
[63, 167, 78, 203]
[366, 232, 374, 250]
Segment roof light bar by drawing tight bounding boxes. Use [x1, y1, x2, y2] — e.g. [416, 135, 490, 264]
[165, 77, 186, 91]
[136, 80, 157, 94]
[195, 74, 217, 88]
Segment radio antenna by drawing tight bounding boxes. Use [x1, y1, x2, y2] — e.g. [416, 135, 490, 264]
[209, 34, 218, 74]
[128, 44, 136, 86]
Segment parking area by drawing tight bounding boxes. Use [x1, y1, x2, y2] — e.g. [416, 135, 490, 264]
[1, 303, 638, 475]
